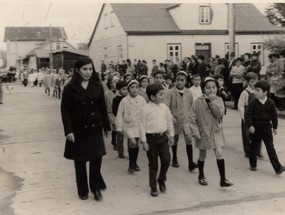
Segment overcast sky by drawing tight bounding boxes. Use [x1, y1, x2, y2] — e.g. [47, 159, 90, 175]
[0, 0, 273, 50]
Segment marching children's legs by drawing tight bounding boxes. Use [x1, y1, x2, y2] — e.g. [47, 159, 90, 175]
[171, 135, 179, 167]
[214, 147, 233, 187]
[198, 149, 207, 186]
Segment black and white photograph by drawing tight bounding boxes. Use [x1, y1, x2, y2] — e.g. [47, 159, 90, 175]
[0, 0, 285, 214]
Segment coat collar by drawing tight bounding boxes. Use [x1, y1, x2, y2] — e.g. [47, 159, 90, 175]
[73, 81, 100, 99]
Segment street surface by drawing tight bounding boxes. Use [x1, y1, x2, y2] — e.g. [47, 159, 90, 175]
[0, 83, 285, 215]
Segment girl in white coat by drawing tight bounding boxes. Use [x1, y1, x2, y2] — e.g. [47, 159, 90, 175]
[116, 80, 147, 173]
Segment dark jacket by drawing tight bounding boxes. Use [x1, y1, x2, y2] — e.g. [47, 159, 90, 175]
[197, 62, 209, 79]
[61, 80, 111, 161]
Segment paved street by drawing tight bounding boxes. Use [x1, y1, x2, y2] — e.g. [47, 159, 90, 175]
[0, 83, 285, 215]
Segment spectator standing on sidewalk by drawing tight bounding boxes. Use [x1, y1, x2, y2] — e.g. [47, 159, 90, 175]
[61, 57, 111, 201]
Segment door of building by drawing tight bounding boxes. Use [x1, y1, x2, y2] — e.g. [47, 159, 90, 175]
[195, 43, 211, 64]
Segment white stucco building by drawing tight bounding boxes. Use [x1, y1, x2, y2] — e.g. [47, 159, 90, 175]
[88, 3, 285, 74]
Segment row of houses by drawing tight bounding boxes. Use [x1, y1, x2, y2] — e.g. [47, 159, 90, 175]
[88, 3, 285, 74]
[4, 27, 88, 71]
[4, 3, 285, 74]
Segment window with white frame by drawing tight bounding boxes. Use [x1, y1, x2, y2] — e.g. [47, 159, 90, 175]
[104, 47, 108, 60]
[110, 11, 115, 27]
[251, 43, 264, 65]
[167, 44, 181, 62]
[199, 6, 211, 24]
[104, 13, 108, 29]
[225, 43, 239, 57]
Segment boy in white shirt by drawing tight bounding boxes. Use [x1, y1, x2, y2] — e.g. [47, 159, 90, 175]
[140, 83, 174, 197]
[189, 74, 202, 101]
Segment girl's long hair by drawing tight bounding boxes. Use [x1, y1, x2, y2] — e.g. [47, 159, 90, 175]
[68, 57, 100, 86]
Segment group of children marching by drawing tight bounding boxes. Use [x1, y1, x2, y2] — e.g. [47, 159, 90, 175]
[102, 70, 284, 197]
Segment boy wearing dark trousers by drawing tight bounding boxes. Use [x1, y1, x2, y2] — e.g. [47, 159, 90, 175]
[238, 72, 262, 158]
[245, 80, 285, 175]
[112, 81, 128, 158]
[140, 83, 174, 197]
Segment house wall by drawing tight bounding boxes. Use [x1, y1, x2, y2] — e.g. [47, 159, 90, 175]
[128, 34, 272, 75]
[169, 3, 228, 30]
[6, 40, 70, 69]
[89, 4, 128, 70]
[28, 56, 37, 70]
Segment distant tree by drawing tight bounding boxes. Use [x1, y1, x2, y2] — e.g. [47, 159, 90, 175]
[77, 43, 89, 50]
[0, 50, 7, 68]
[264, 34, 285, 53]
[266, 3, 285, 26]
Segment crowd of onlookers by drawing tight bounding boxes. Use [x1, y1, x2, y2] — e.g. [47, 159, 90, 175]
[99, 50, 285, 111]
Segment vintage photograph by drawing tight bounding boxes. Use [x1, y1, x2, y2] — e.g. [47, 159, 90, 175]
[0, 0, 285, 214]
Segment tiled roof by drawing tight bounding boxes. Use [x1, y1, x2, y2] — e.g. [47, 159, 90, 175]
[4, 27, 67, 42]
[111, 3, 180, 33]
[234, 4, 285, 33]
[53, 49, 89, 56]
[110, 3, 285, 34]
[26, 49, 50, 58]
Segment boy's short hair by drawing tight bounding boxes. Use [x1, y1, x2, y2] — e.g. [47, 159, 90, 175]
[212, 74, 224, 80]
[164, 74, 173, 80]
[252, 53, 259, 57]
[192, 74, 201, 80]
[245, 72, 258, 82]
[146, 83, 164, 99]
[198, 55, 205, 61]
[116, 80, 127, 90]
[153, 70, 165, 78]
[255, 80, 270, 93]
[236, 57, 243, 62]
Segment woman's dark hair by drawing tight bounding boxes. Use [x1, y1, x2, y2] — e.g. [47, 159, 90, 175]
[69, 57, 100, 86]
[201, 77, 219, 93]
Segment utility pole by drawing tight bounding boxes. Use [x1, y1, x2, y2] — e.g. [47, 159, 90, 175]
[228, 3, 235, 55]
[49, 24, 53, 69]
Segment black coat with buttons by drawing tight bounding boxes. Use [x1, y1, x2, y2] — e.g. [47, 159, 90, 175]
[61, 80, 111, 161]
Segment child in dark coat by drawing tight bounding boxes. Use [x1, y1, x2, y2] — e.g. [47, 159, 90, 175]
[245, 80, 285, 175]
[113, 81, 128, 158]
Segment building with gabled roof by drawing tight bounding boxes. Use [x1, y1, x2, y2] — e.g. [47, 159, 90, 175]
[88, 3, 285, 74]
[4, 26, 68, 70]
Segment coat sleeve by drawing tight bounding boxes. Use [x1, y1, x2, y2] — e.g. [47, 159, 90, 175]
[99, 85, 111, 132]
[115, 99, 124, 132]
[188, 101, 200, 138]
[244, 100, 254, 128]
[270, 100, 278, 129]
[208, 97, 225, 120]
[61, 85, 74, 136]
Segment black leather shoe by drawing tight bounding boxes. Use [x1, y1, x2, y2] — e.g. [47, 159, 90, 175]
[94, 190, 103, 201]
[79, 195, 88, 200]
[158, 180, 166, 193]
[172, 159, 179, 168]
[128, 167, 135, 174]
[276, 166, 285, 175]
[189, 161, 198, 171]
[118, 154, 125, 159]
[134, 164, 140, 171]
[220, 179, 233, 187]
[150, 187, 158, 197]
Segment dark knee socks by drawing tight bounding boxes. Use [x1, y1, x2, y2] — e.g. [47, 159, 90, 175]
[198, 160, 205, 179]
[217, 159, 226, 181]
[186, 145, 194, 165]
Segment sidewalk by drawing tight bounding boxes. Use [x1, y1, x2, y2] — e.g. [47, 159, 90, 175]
[0, 84, 285, 215]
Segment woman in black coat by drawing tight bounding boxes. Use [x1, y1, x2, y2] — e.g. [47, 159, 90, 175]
[61, 57, 111, 201]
